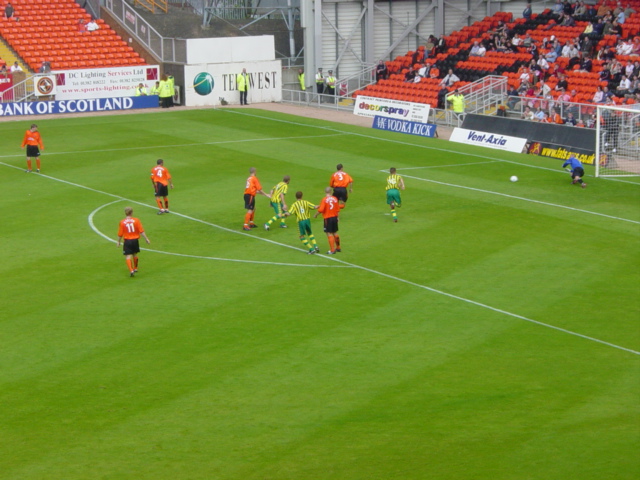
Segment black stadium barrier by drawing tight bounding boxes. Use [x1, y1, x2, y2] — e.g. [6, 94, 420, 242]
[461, 114, 597, 164]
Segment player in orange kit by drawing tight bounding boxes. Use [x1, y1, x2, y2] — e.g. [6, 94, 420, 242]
[151, 159, 174, 214]
[314, 186, 344, 254]
[117, 206, 151, 277]
[329, 163, 353, 205]
[243, 166, 270, 230]
[21, 123, 44, 173]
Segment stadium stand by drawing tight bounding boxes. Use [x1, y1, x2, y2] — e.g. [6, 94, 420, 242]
[354, 2, 640, 112]
[0, 0, 146, 72]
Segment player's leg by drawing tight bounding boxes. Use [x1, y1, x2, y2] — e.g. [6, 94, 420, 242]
[133, 254, 139, 272]
[26, 156, 32, 172]
[306, 223, 319, 252]
[35, 155, 41, 172]
[243, 195, 255, 230]
[154, 183, 164, 212]
[265, 202, 282, 228]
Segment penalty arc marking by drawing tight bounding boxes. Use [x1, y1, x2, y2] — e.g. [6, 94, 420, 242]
[89, 200, 349, 268]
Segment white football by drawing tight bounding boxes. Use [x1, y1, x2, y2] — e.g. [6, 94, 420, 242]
[510, 176, 518, 182]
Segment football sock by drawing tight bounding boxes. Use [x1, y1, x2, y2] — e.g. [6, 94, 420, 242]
[328, 236, 336, 251]
[309, 235, 317, 247]
[300, 236, 310, 249]
[134, 257, 139, 269]
[244, 212, 252, 226]
[250, 212, 255, 222]
[391, 208, 397, 220]
[164, 199, 169, 209]
[267, 216, 276, 226]
[126, 258, 133, 272]
[335, 235, 341, 248]
[27, 159, 32, 170]
[36, 158, 41, 170]
[156, 198, 163, 209]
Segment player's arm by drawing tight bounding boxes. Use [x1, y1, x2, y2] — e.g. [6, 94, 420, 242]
[141, 231, 151, 244]
[399, 177, 405, 190]
[168, 172, 174, 189]
[259, 189, 271, 198]
[279, 193, 287, 211]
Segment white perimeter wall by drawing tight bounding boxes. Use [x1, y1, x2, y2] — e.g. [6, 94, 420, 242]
[186, 36, 276, 64]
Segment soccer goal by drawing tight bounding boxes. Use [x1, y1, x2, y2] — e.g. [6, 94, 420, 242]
[595, 104, 640, 177]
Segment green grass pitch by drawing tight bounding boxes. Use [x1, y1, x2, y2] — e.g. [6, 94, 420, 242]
[1, 108, 639, 480]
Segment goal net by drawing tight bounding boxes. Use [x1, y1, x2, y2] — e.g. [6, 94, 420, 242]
[595, 104, 640, 177]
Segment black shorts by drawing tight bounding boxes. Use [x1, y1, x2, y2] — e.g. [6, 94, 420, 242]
[244, 193, 256, 210]
[26, 145, 40, 158]
[572, 167, 585, 178]
[154, 183, 169, 197]
[333, 187, 348, 203]
[323, 216, 339, 234]
[123, 238, 140, 255]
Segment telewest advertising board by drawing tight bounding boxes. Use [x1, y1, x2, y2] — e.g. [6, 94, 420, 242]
[33, 65, 160, 100]
[183, 61, 282, 107]
[354, 95, 430, 124]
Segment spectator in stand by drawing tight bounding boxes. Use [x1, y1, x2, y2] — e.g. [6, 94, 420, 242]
[425, 36, 437, 57]
[10, 61, 22, 73]
[564, 112, 577, 126]
[512, 34, 523, 47]
[507, 85, 520, 110]
[77, 18, 87, 33]
[579, 54, 593, 72]
[617, 74, 631, 96]
[560, 12, 576, 27]
[586, 113, 597, 127]
[469, 41, 484, 56]
[38, 61, 51, 73]
[576, 119, 585, 127]
[625, 61, 635, 78]
[550, 107, 564, 124]
[523, 3, 532, 19]
[603, 85, 614, 101]
[545, 48, 558, 65]
[375, 60, 388, 82]
[597, 0, 614, 17]
[616, 38, 633, 56]
[86, 19, 99, 31]
[522, 106, 535, 120]
[561, 41, 572, 58]
[5, 2, 13, 19]
[435, 34, 447, 55]
[404, 66, 416, 83]
[439, 68, 460, 87]
[568, 51, 582, 70]
[417, 62, 430, 79]
[616, 8, 626, 24]
[552, 0, 564, 16]
[557, 87, 572, 104]
[555, 73, 569, 92]
[534, 106, 546, 121]
[625, 3, 636, 17]
[522, 33, 533, 48]
[573, 1, 587, 18]
[593, 85, 605, 103]
[563, 0, 574, 15]
[609, 20, 623, 37]
[537, 55, 550, 75]
[631, 39, 640, 56]
[626, 75, 640, 97]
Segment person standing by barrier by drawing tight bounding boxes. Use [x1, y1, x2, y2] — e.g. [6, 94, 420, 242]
[447, 88, 466, 120]
[325, 70, 336, 98]
[237, 68, 249, 105]
[297, 68, 305, 91]
[159, 74, 173, 108]
[315, 68, 324, 95]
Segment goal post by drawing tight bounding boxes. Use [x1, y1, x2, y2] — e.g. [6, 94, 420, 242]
[595, 104, 640, 177]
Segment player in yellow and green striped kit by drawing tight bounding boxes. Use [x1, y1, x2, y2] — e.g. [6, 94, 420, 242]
[285, 191, 320, 254]
[386, 167, 405, 223]
[264, 176, 290, 230]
